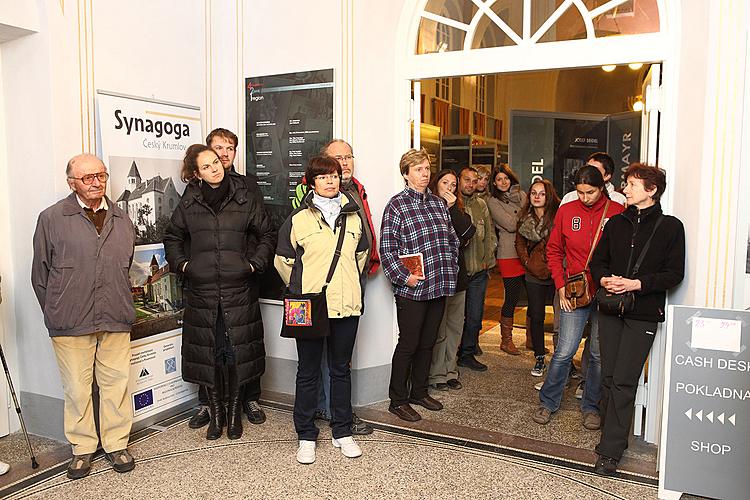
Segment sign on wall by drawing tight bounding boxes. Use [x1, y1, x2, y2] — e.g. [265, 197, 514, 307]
[97, 90, 201, 422]
[660, 306, 750, 500]
[244, 69, 334, 300]
[509, 110, 641, 195]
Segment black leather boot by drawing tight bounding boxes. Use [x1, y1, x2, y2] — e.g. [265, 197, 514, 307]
[226, 366, 243, 440]
[206, 370, 226, 440]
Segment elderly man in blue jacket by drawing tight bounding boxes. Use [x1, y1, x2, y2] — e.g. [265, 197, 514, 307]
[32, 154, 136, 480]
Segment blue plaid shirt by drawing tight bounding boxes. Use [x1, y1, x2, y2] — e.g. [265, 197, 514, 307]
[380, 187, 460, 300]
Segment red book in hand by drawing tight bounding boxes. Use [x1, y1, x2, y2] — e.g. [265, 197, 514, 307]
[399, 252, 424, 278]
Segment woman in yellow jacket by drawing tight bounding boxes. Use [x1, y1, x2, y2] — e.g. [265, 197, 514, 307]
[275, 155, 369, 464]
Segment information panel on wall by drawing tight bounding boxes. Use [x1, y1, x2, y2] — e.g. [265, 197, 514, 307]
[659, 306, 750, 500]
[509, 110, 641, 195]
[245, 69, 334, 300]
[97, 90, 200, 423]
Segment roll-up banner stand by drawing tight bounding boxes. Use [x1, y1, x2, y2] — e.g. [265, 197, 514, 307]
[96, 90, 201, 428]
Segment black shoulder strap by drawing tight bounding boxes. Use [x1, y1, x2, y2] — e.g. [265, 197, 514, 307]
[631, 216, 664, 277]
[324, 215, 348, 286]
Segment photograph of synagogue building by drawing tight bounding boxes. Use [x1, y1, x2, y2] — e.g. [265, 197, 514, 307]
[0, 1, 747, 498]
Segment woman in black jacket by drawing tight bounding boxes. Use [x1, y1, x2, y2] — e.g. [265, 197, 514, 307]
[164, 144, 275, 441]
[427, 169, 476, 391]
[590, 163, 685, 475]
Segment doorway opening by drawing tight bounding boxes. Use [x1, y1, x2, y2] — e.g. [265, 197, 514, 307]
[367, 63, 663, 477]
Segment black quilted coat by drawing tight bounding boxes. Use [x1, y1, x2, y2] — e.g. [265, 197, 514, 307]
[163, 172, 276, 388]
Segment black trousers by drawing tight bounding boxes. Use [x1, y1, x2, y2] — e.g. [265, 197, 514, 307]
[294, 316, 359, 441]
[526, 281, 554, 357]
[595, 313, 657, 461]
[389, 295, 446, 407]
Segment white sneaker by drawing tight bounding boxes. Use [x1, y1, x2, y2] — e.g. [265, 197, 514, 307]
[534, 380, 544, 390]
[332, 436, 362, 458]
[296, 440, 316, 464]
[0, 461, 8, 475]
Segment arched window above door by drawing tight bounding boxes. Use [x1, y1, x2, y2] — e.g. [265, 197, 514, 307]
[416, 0, 660, 54]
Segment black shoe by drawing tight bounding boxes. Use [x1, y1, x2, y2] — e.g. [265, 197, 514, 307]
[409, 395, 443, 411]
[389, 403, 422, 422]
[188, 406, 210, 429]
[446, 379, 462, 390]
[206, 387, 226, 440]
[431, 382, 449, 391]
[314, 409, 330, 422]
[351, 412, 374, 435]
[243, 400, 266, 424]
[457, 355, 488, 372]
[594, 455, 619, 476]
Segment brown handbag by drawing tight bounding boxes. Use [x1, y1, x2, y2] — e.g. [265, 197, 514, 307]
[564, 200, 609, 309]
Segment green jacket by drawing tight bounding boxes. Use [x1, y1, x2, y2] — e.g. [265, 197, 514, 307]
[461, 194, 497, 275]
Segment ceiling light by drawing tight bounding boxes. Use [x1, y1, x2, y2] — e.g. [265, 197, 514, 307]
[628, 62, 644, 70]
[632, 99, 644, 112]
[602, 65, 616, 72]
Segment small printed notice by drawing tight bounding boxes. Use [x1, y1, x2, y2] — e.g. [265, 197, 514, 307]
[691, 317, 742, 353]
[399, 252, 424, 278]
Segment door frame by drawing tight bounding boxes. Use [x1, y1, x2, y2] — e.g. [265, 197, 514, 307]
[393, 0, 682, 448]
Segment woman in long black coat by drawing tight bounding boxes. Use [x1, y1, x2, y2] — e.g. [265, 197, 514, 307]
[164, 144, 275, 440]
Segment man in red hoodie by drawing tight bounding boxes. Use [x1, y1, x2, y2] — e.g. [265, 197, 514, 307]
[533, 166, 624, 429]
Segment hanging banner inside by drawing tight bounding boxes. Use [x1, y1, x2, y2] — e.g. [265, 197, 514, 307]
[245, 69, 334, 300]
[97, 90, 201, 422]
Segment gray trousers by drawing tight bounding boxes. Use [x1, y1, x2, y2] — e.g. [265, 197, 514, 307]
[429, 291, 466, 384]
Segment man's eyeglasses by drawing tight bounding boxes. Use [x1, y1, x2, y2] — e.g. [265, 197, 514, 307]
[314, 174, 340, 182]
[333, 155, 354, 162]
[68, 172, 109, 185]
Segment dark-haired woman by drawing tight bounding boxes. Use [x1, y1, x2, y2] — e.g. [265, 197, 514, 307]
[591, 164, 684, 475]
[515, 180, 559, 378]
[487, 164, 526, 355]
[275, 156, 369, 464]
[533, 166, 623, 429]
[164, 144, 275, 441]
[428, 169, 476, 391]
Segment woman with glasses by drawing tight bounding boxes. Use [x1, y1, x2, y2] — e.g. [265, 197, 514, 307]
[275, 156, 370, 464]
[164, 144, 274, 442]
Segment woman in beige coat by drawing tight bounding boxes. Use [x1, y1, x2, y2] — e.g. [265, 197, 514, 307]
[486, 164, 527, 355]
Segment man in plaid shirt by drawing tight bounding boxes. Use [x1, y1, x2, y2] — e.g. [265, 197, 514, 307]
[380, 149, 459, 422]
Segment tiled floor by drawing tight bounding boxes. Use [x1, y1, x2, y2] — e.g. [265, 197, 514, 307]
[1, 407, 659, 500]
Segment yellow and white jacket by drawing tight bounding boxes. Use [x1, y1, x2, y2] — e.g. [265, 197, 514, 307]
[274, 191, 369, 318]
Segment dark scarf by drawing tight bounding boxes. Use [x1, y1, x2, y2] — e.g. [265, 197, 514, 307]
[201, 175, 230, 213]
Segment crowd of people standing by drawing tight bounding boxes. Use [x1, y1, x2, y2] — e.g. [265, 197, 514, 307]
[30, 131, 684, 478]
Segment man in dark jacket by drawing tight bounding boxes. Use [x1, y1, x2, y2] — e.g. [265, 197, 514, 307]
[181, 128, 275, 429]
[32, 154, 136, 479]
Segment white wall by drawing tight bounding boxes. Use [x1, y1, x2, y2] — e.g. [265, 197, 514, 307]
[1, 1, 207, 425]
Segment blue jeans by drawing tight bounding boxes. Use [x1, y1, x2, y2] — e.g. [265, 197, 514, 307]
[458, 270, 489, 358]
[540, 304, 601, 414]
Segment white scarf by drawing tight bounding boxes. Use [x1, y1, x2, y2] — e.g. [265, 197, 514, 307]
[312, 191, 343, 229]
